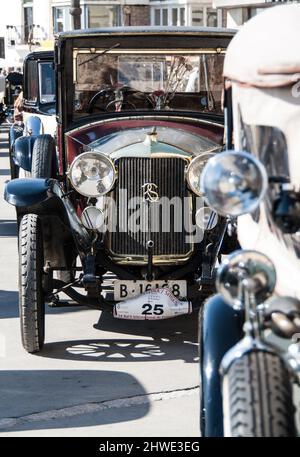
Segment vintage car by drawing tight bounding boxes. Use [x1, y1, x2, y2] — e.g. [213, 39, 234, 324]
[4, 27, 236, 353]
[9, 50, 56, 178]
[199, 5, 300, 437]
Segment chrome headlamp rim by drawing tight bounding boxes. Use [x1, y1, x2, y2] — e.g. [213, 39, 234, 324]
[200, 150, 268, 217]
[68, 151, 117, 197]
[186, 151, 216, 196]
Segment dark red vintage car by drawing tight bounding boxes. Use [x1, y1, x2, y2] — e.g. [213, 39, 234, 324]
[4, 27, 236, 353]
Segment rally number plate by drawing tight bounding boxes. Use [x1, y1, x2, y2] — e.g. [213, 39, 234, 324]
[114, 280, 187, 301]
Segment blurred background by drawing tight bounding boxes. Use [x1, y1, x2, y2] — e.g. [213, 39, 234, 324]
[0, 0, 290, 70]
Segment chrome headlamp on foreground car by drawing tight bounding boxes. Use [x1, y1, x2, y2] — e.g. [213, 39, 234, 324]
[198, 5, 300, 438]
[4, 27, 239, 354]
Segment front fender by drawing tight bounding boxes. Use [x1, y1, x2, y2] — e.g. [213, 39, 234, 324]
[200, 294, 244, 437]
[9, 124, 24, 148]
[12, 135, 37, 171]
[4, 178, 50, 207]
[24, 115, 43, 136]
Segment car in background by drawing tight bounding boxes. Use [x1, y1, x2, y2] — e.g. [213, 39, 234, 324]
[9, 50, 55, 178]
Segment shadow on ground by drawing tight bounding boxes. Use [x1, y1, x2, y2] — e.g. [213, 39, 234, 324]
[0, 220, 17, 236]
[39, 310, 199, 364]
[0, 169, 10, 176]
[0, 141, 9, 150]
[0, 290, 18, 318]
[0, 370, 149, 432]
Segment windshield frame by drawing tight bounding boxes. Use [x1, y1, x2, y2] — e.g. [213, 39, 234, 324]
[55, 29, 235, 129]
[72, 47, 226, 119]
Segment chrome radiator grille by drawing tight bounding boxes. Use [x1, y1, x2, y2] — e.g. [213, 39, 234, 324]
[107, 156, 193, 262]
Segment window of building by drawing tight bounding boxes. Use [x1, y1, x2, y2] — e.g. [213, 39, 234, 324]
[247, 7, 266, 20]
[162, 8, 168, 26]
[152, 6, 186, 26]
[172, 8, 178, 26]
[180, 7, 185, 26]
[207, 8, 218, 27]
[53, 6, 71, 33]
[191, 5, 220, 27]
[192, 8, 204, 26]
[86, 5, 121, 28]
[154, 9, 160, 26]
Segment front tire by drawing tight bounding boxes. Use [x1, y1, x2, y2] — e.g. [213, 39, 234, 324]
[31, 134, 55, 178]
[222, 351, 296, 437]
[19, 214, 45, 353]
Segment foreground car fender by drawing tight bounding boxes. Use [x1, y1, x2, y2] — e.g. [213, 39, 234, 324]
[199, 294, 243, 437]
[4, 178, 50, 207]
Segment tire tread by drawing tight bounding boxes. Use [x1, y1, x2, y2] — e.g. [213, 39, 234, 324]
[223, 351, 296, 437]
[19, 214, 45, 353]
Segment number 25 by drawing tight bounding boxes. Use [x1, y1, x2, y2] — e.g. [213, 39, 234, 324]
[142, 304, 164, 315]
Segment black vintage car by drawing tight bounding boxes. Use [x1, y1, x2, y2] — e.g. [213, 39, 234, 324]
[9, 50, 56, 178]
[22, 50, 56, 123]
[4, 27, 236, 353]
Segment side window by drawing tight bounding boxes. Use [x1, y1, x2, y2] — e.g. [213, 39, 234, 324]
[39, 62, 55, 103]
[24, 60, 38, 102]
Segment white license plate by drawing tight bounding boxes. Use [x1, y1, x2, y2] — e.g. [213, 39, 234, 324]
[114, 280, 187, 301]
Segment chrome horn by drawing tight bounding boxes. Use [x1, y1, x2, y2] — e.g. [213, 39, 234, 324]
[216, 250, 276, 310]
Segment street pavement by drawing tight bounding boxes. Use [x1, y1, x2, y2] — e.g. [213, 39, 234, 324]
[0, 126, 200, 437]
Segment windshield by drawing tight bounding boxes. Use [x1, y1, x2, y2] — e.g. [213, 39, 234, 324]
[39, 62, 55, 104]
[73, 50, 224, 118]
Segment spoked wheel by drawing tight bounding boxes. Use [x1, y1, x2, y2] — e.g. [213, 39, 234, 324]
[222, 351, 296, 437]
[19, 214, 45, 353]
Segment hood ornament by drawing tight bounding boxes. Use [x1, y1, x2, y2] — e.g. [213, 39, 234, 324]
[142, 182, 159, 202]
[143, 127, 158, 146]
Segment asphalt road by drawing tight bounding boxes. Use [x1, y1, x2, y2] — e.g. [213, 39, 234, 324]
[0, 126, 200, 437]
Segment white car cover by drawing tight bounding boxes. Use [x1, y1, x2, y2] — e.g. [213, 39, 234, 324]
[223, 4, 300, 298]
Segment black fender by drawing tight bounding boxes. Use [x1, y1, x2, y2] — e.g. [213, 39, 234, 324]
[199, 294, 244, 437]
[4, 177, 74, 247]
[4, 178, 78, 273]
[12, 135, 38, 172]
[4, 178, 51, 207]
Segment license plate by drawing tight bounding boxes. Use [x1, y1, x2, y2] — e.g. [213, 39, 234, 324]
[114, 288, 192, 320]
[114, 280, 187, 301]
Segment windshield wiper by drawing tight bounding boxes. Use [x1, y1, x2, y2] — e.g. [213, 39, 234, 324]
[78, 43, 121, 66]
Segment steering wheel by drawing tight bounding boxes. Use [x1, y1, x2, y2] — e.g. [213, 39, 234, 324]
[87, 86, 153, 113]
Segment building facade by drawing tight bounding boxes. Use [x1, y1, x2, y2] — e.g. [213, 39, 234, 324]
[213, 0, 298, 28]
[0, 0, 221, 67]
[150, 1, 222, 27]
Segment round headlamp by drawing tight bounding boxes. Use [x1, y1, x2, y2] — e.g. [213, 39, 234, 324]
[69, 152, 116, 197]
[200, 150, 267, 217]
[187, 152, 215, 196]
